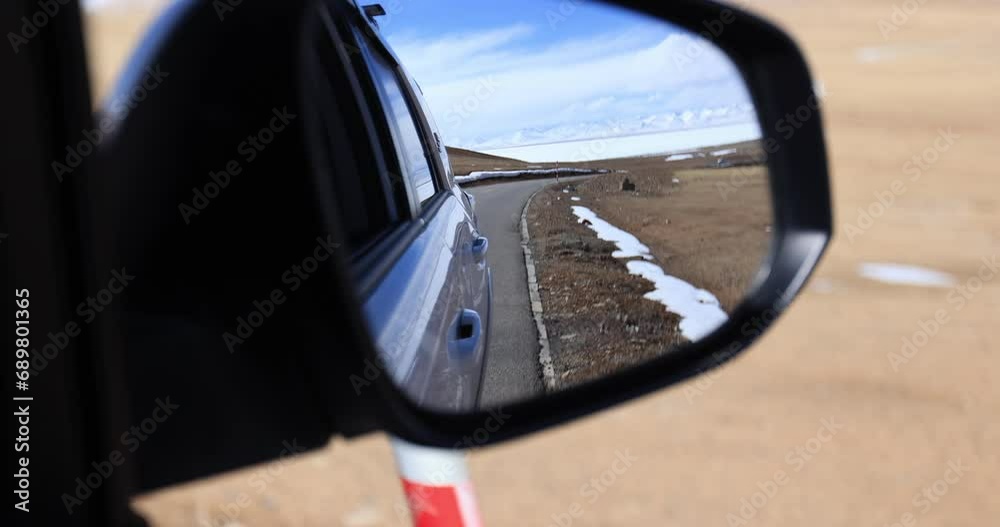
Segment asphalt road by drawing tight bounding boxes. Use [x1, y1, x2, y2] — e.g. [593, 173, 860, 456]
[466, 175, 595, 408]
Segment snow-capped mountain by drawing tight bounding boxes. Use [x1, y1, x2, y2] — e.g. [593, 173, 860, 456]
[454, 103, 757, 152]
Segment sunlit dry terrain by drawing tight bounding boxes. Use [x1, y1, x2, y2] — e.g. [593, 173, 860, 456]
[522, 151, 770, 389]
[84, 0, 1000, 525]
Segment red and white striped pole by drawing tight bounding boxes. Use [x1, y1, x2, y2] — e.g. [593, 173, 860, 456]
[391, 436, 484, 527]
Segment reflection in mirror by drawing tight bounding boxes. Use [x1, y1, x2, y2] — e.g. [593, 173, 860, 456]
[363, 1, 771, 413]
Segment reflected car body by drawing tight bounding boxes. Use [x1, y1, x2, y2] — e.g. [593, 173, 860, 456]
[344, 2, 493, 411]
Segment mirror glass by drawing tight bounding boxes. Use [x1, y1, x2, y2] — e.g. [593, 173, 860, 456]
[363, 1, 772, 412]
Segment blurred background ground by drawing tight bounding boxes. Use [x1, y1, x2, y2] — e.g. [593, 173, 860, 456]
[83, 0, 1000, 525]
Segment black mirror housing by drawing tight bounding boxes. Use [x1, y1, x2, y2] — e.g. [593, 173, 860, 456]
[91, 0, 830, 488]
[348, 0, 832, 447]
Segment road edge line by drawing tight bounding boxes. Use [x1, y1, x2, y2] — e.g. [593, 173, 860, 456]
[520, 187, 557, 391]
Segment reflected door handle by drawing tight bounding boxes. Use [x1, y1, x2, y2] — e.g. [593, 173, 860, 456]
[453, 309, 482, 358]
[471, 236, 489, 262]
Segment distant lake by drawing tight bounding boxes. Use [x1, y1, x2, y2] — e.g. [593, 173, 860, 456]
[481, 122, 761, 163]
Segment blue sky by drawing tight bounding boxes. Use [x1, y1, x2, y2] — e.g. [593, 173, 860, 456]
[378, 0, 758, 152]
[381, 0, 655, 49]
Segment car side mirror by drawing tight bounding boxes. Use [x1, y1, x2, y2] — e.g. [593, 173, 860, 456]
[327, 0, 831, 447]
[61, 0, 831, 492]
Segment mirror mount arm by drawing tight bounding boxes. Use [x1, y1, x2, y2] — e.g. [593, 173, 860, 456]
[363, 3, 387, 26]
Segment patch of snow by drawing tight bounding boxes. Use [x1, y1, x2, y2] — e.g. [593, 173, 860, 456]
[711, 148, 737, 156]
[571, 206, 653, 261]
[571, 197, 581, 202]
[562, 189, 569, 193]
[665, 154, 695, 161]
[672, 178, 681, 184]
[570, 206, 729, 341]
[855, 41, 959, 64]
[694, 289, 717, 304]
[857, 262, 957, 288]
[454, 168, 607, 185]
[627, 261, 728, 341]
[480, 123, 763, 163]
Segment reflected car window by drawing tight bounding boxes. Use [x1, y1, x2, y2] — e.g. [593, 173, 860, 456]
[357, 33, 437, 205]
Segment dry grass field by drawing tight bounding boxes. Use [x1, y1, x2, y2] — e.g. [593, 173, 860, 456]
[608, 166, 770, 311]
[525, 179, 689, 389]
[82, 1, 1000, 525]
[566, 154, 771, 312]
[522, 153, 770, 388]
[445, 146, 535, 175]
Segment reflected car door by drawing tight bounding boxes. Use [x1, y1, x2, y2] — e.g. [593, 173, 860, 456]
[403, 68, 493, 403]
[352, 25, 486, 411]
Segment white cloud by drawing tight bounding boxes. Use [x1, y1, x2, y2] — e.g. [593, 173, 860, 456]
[386, 23, 758, 152]
[389, 23, 536, 83]
[586, 96, 616, 111]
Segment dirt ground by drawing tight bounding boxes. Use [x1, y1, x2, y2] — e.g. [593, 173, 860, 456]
[524, 156, 770, 389]
[568, 156, 771, 312]
[446, 146, 539, 175]
[525, 180, 687, 389]
[83, 1, 1000, 525]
